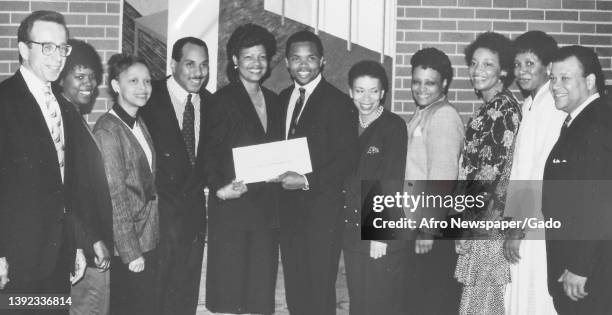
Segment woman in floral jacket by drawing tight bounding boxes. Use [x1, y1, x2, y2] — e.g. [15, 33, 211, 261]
[454, 32, 522, 314]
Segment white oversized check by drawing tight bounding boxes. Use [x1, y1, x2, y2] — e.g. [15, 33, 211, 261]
[232, 137, 313, 184]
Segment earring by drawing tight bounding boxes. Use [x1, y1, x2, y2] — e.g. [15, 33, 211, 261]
[233, 65, 238, 69]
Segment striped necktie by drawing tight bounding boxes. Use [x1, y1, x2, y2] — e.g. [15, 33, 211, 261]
[289, 88, 306, 137]
[44, 85, 65, 180]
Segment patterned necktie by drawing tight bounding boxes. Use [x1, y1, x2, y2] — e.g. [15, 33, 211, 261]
[44, 86, 65, 180]
[559, 114, 572, 139]
[289, 88, 306, 137]
[182, 93, 196, 165]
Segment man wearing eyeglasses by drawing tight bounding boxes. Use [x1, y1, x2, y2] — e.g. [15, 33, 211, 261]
[0, 10, 86, 312]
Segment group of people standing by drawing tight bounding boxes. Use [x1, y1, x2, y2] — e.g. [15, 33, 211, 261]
[0, 8, 611, 315]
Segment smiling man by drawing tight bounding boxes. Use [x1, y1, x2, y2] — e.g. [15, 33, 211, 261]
[542, 45, 612, 314]
[140, 36, 211, 315]
[0, 10, 86, 313]
[276, 30, 359, 315]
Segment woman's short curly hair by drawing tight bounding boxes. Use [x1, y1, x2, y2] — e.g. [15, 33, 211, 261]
[464, 32, 515, 88]
[513, 30, 558, 66]
[59, 39, 103, 84]
[411, 47, 453, 93]
[226, 23, 276, 82]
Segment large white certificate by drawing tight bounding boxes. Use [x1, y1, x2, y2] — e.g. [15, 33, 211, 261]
[232, 137, 313, 184]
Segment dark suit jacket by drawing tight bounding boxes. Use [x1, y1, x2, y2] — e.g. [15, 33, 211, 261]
[140, 79, 209, 244]
[205, 81, 282, 230]
[59, 97, 113, 267]
[94, 112, 159, 264]
[343, 109, 408, 253]
[279, 78, 359, 231]
[0, 70, 78, 281]
[542, 96, 612, 303]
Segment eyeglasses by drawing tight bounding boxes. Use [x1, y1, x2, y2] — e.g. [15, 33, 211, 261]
[27, 41, 72, 57]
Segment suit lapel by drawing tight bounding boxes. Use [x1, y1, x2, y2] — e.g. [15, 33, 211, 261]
[294, 79, 325, 134]
[195, 89, 210, 163]
[557, 97, 599, 146]
[234, 81, 266, 136]
[14, 72, 63, 180]
[154, 83, 192, 167]
[546, 97, 601, 180]
[138, 116, 156, 179]
[262, 88, 278, 138]
[280, 85, 294, 138]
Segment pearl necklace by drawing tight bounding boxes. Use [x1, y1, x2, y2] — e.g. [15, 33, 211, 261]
[359, 106, 384, 128]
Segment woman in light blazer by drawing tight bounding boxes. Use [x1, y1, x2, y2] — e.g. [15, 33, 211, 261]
[94, 53, 160, 315]
[404, 47, 464, 314]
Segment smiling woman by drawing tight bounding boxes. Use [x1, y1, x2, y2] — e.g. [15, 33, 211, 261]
[342, 60, 408, 315]
[454, 32, 522, 315]
[55, 39, 103, 114]
[205, 23, 282, 315]
[93, 54, 161, 315]
[404, 47, 464, 314]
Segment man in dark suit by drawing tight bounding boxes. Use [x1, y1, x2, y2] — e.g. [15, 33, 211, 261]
[273, 30, 359, 315]
[543, 45, 612, 314]
[0, 10, 86, 310]
[140, 37, 210, 315]
[54, 39, 113, 315]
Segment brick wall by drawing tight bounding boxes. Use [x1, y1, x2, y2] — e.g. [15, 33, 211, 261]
[0, 0, 123, 124]
[394, 0, 612, 122]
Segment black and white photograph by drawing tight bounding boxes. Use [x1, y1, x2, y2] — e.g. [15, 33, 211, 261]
[0, 0, 611, 314]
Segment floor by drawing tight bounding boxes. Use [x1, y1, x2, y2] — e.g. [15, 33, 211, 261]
[195, 248, 350, 314]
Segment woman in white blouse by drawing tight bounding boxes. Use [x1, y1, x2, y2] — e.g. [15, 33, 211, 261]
[503, 30, 565, 315]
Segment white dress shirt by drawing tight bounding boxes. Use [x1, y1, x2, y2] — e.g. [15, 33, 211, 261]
[20, 66, 65, 180]
[110, 109, 153, 172]
[285, 74, 322, 139]
[167, 76, 201, 152]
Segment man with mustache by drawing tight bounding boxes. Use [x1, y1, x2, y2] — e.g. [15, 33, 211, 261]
[273, 30, 359, 315]
[54, 39, 113, 315]
[0, 10, 86, 313]
[542, 45, 612, 314]
[141, 37, 211, 315]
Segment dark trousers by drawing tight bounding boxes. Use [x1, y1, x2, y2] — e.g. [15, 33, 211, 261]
[280, 222, 343, 315]
[405, 239, 461, 315]
[0, 258, 71, 315]
[205, 224, 279, 314]
[158, 233, 205, 315]
[547, 241, 612, 315]
[549, 277, 612, 315]
[1, 223, 71, 315]
[110, 249, 160, 315]
[343, 248, 407, 315]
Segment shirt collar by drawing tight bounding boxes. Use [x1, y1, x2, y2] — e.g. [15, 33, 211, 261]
[567, 92, 600, 126]
[168, 76, 198, 104]
[529, 81, 551, 106]
[416, 95, 446, 111]
[20, 65, 50, 93]
[293, 73, 322, 96]
[112, 103, 137, 129]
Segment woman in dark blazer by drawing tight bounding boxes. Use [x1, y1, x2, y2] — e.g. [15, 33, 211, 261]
[93, 54, 160, 315]
[204, 24, 281, 314]
[342, 60, 408, 315]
